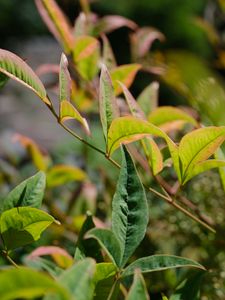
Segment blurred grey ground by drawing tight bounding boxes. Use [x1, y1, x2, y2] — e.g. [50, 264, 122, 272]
[0, 37, 69, 153]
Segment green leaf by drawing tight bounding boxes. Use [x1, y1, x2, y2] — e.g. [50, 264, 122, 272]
[2, 171, 46, 212]
[73, 36, 100, 80]
[178, 126, 225, 184]
[112, 147, 149, 268]
[59, 53, 71, 102]
[0, 49, 50, 105]
[93, 263, 117, 300]
[35, 0, 74, 53]
[0, 207, 56, 250]
[86, 228, 122, 267]
[102, 35, 117, 70]
[57, 258, 96, 300]
[126, 270, 149, 300]
[182, 159, 225, 184]
[215, 148, 225, 191]
[110, 64, 141, 96]
[122, 255, 205, 277]
[148, 106, 198, 128]
[99, 64, 119, 140]
[59, 100, 90, 134]
[0, 72, 9, 89]
[74, 212, 103, 262]
[170, 271, 204, 300]
[0, 267, 69, 300]
[47, 165, 86, 187]
[137, 82, 159, 116]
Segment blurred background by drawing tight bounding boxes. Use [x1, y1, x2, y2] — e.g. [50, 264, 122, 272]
[0, 1, 225, 299]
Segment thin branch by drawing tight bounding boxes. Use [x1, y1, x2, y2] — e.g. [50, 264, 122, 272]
[1, 250, 19, 268]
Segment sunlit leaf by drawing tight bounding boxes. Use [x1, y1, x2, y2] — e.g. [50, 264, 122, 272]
[99, 64, 119, 139]
[47, 164, 86, 187]
[122, 255, 205, 277]
[86, 228, 122, 267]
[148, 106, 198, 128]
[59, 100, 90, 135]
[142, 137, 163, 175]
[0, 207, 56, 250]
[178, 126, 225, 184]
[35, 0, 74, 53]
[0, 49, 50, 105]
[59, 53, 71, 102]
[130, 27, 165, 59]
[56, 258, 96, 300]
[0, 267, 69, 300]
[14, 133, 49, 171]
[73, 35, 100, 80]
[102, 35, 117, 70]
[137, 82, 159, 116]
[126, 270, 149, 300]
[112, 147, 149, 268]
[110, 64, 141, 96]
[2, 171, 46, 212]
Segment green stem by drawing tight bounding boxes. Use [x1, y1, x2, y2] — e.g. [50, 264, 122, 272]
[1, 250, 19, 268]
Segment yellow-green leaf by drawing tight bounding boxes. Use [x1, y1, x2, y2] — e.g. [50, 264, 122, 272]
[148, 106, 198, 128]
[0, 49, 50, 105]
[73, 36, 100, 80]
[142, 137, 163, 175]
[126, 270, 149, 300]
[59, 100, 90, 135]
[47, 164, 86, 187]
[178, 126, 225, 184]
[35, 0, 74, 53]
[59, 53, 71, 102]
[110, 64, 141, 96]
[0, 207, 56, 250]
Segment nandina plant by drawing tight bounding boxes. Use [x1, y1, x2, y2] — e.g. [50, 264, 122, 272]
[0, 0, 224, 299]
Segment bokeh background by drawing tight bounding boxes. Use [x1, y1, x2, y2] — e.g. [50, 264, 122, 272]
[0, 1, 225, 299]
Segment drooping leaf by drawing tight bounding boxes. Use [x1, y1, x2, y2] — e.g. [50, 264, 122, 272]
[126, 270, 149, 300]
[56, 258, 96, 300]
[110, 64, 141, 96]
[27, 246, 73, 269]
[119, 82, 146, 120]
[102, 35, 117, 70]
[93, 263, 117, 300]
[170, 270, 204, 300]
[148, 106, 198, 129]
[0, 267, 69, 300]
[0, 207, 56, 250]
[14, 133, 49, 171]
[182, 159, 225, 184]
[122, 255, 205, 277]
[47, 164, 86, 187]
[73, 35, 100, 80]
[86, 228, 122, 267]
[142, 137, 163, 175]
[35, 0, 74, 53]
[59, 53, 71, 102]
[130, 26, 165, 59]
[2, 171, 46, 212]
[95, 15, 137, 35]
[59, 100, 90, 135]
[0, 49, 50, 105]
[74, 212, 103, 262]
[99, 64, 119, 140]
[178, 126, 225, 184]
[111, 147, 149, 268]
[137, 82, 159, 116]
